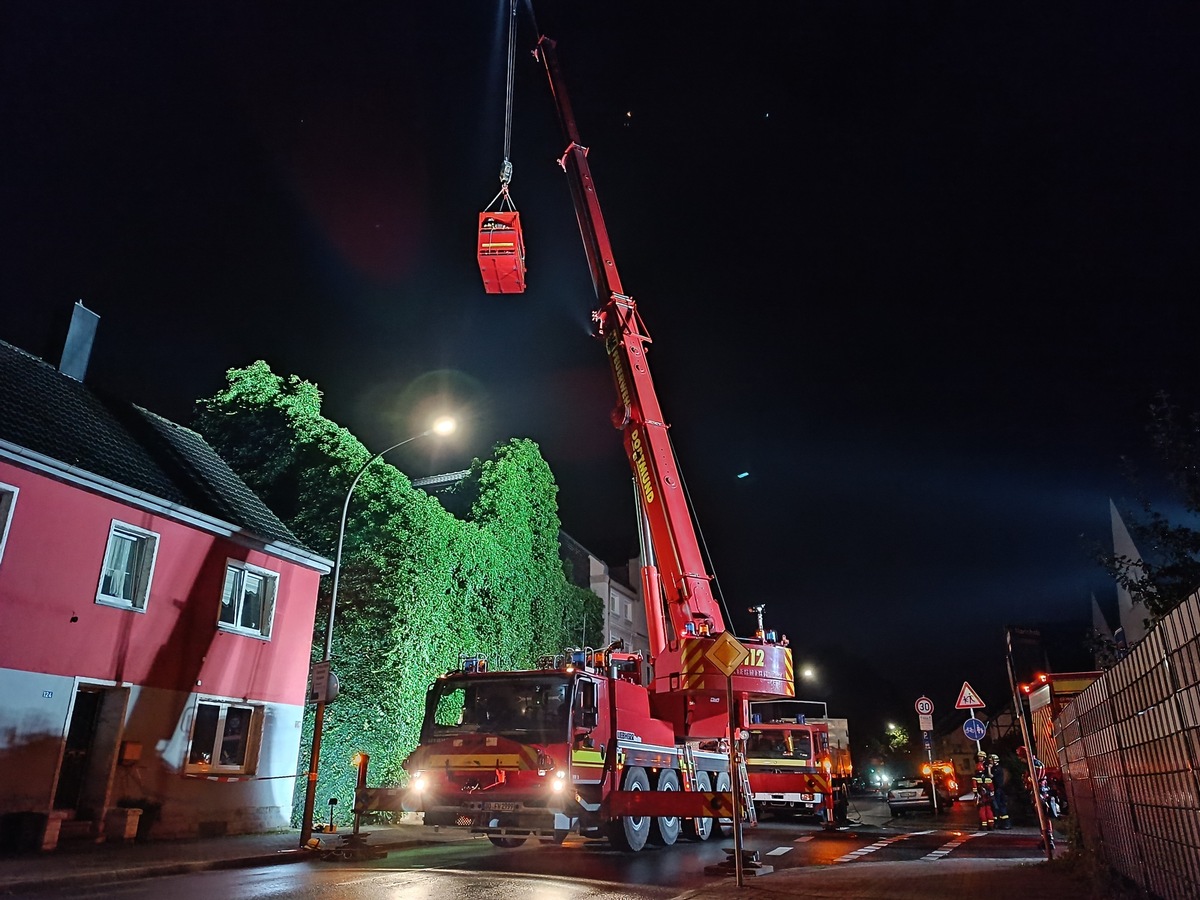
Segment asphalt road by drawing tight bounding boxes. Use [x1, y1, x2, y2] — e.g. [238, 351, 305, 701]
[17, 795, 1063, 899]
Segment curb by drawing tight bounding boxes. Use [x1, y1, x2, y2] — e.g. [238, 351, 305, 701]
[0, 837, 438, 895]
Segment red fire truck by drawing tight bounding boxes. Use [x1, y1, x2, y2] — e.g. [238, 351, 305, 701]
[744, 704, 852, 822]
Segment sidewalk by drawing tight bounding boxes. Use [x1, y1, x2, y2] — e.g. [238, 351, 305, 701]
[0, 814, 1097, 899]
[0, 818, 466, 896]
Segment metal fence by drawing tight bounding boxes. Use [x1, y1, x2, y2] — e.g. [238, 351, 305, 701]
[1054, 591, 1200, 899]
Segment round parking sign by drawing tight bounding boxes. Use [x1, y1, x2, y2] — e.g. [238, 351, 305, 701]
[963, 718, 987, 741]
[915, 696, 934, 716]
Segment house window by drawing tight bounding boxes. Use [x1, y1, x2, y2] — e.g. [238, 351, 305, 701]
[625, 600, 633, 622]
[0, 483, 16, 566]
[96, 521, 159, 610]
[218, 562, 277, 638]
[186, 700, 260, 773]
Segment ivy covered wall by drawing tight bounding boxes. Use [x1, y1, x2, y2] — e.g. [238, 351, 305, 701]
[193, 361, 604, 821]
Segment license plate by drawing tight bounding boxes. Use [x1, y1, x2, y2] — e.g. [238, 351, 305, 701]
[895, 790, 923, 799]
[484, 801, 518, 811]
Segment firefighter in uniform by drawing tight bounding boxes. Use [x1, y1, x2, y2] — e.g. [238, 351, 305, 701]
[972, 750, 995, 829]
[989, 753, 1011, 829]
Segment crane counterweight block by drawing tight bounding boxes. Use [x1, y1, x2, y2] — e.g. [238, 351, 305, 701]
[478, 211, 527, 294]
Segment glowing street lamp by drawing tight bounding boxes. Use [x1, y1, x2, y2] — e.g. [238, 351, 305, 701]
[299, 417, 457, 846]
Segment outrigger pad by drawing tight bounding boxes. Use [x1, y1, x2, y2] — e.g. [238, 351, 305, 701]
[478, 211, 527, 294]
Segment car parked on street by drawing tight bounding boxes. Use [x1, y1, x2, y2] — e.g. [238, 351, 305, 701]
[887, 775, 934, 815]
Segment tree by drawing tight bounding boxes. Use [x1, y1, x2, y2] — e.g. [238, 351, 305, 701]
[193, 362, 603, 821]
[1103, 393, 1200, 622]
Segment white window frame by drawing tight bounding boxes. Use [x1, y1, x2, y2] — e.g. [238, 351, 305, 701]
[184, 698, 262, 775]
[217, 560, 278, 639]
[95, 520, 159, 611]
[0, 482, 17, 567]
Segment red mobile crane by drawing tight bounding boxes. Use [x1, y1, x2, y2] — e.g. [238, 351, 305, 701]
[398, 30, 794, 852]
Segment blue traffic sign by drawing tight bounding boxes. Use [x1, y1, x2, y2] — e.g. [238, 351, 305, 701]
[922, 731, 932, 750]
[962, 717, 987, 741]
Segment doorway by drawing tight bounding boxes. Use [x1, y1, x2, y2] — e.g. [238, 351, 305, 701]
[53, 685, 129, 817]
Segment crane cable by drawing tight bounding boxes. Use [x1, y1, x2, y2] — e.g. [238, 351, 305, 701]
[486, 0, 519, 212]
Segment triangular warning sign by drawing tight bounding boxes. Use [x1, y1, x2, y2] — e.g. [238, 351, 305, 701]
[955, 680, 986, 709]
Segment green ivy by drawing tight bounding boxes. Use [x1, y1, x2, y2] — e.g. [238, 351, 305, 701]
[193, 362, 603, 824]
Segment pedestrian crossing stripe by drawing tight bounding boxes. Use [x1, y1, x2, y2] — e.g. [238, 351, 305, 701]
[767, 846, 792, 856]
[833, 830, 933, 863]
[921, 830, 986, 860]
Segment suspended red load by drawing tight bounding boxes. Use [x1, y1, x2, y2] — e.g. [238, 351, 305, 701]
[477, 211, 526, 294]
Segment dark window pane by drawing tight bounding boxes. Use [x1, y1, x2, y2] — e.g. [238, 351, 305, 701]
[219, 568, 239, 625]
[220, 707, 252, 767]
[240, 573, 263, 630]
[189, 704, 220, 766]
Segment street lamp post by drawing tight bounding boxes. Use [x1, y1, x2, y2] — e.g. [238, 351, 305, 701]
[299, 417, 455, 847]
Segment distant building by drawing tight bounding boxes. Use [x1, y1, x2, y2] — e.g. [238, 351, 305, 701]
[1094, 501, 1147, 657]
[412, 472, 652, 662]
[0, 309, 330, 847]
[558, 533, 650, 659]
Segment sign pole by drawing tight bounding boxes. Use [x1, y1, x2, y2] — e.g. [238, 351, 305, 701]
[727, 672, 744, 888]
[914, 696, 937, 814]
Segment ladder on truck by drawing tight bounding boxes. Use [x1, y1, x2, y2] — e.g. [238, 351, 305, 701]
[736, 746, 757, 826]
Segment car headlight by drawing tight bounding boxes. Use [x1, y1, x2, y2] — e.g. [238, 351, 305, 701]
[551, 770, 567, 793]
[410, 771, 426, 791]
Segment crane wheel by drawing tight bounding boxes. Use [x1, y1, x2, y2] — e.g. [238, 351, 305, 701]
[683, 770, 714, 841]
[607, 766, 651, 851]
[650, 769, 681, 845]
[714, 771, 733, 837]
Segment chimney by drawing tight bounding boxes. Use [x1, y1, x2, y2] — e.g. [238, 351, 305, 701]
[59, 301, 99, 382]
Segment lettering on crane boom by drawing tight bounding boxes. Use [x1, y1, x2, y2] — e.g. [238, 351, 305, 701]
[606, 332, 655, 506]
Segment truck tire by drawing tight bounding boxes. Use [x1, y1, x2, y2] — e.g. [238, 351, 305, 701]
[683, 771, 714, 841]
[714, 771, 733, 836]
[487, 835, 527, 848]
[607, 766, 651, 851]
[650, 769, 681, 845]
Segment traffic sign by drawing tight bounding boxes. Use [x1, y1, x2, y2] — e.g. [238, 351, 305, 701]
[963, 718, 987, 741]
[922, 731, 932, 750]
[915, 696, 934, 716]
[309, 661, 331, 703]
[918, 714, 933, 732]
[706, 631, 749, 677]
[955, 681, 986, 710]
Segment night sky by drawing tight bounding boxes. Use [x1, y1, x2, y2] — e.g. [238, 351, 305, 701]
[5, 2, 1199, 736]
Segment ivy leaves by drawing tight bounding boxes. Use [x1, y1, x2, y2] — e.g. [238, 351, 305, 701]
[194, 362, 602, 818]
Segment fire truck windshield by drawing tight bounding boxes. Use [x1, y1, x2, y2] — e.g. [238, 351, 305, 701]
[425, 675, 572, 744]
[747, 728, 813, 761]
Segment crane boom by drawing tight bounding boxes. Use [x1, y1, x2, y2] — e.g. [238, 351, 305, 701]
[535, 37, 792, 705]
[536, 36, 721, 656]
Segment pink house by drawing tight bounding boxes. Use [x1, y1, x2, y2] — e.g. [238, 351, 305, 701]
[0, 316, 330, 845]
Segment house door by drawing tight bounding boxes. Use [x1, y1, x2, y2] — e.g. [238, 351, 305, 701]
[53, 686, 128, 816]
[53, 688, 103, 810]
